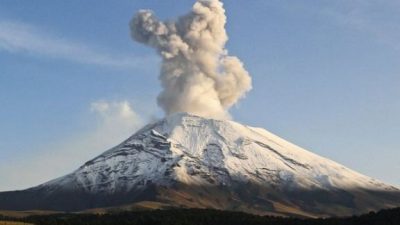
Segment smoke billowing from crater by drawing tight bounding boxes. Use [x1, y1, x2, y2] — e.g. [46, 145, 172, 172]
[130, 0, 252, 119]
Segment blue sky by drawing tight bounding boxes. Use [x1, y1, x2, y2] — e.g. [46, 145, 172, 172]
[0, 0, 399, 191]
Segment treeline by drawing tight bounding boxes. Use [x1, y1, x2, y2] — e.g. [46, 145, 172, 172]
[2, 207, 400, 225]
[0, 215, 16, 221]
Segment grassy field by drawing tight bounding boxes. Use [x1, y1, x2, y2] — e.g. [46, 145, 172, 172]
[0, 221, 33, 225]
[0, 210, 58, 219]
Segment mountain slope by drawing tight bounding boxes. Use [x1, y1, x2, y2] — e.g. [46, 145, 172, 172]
[0, 113, 399, 217]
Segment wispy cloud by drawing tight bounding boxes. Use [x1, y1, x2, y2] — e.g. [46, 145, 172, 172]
[0, 100, 147, 191]
[319, 0, 400, 51]
[0, 20, 157, 69]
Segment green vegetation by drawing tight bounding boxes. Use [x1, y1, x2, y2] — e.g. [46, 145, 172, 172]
[1, 207, 399, 225]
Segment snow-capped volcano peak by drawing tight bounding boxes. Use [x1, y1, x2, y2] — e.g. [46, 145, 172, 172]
[59, 112, 394, 192]
[1, 113, 399, 217]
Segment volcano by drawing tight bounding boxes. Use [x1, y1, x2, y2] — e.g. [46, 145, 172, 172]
[1, 113, 399, 217]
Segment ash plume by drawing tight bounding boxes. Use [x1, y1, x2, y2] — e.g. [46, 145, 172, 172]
[130, 0, 252, 119]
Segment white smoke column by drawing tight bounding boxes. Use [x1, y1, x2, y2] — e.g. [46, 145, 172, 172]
[130, 0, 252, 119]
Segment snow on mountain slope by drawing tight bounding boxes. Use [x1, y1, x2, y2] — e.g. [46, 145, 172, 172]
[1, 113, 399, 217]
[46, 113, 395, 193]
